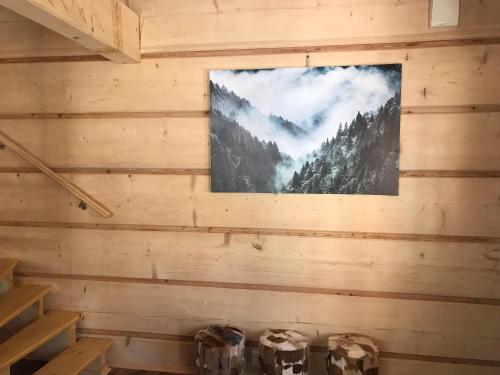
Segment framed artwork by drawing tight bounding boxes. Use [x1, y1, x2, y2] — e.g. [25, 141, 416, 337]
[210, 64, 401, 195]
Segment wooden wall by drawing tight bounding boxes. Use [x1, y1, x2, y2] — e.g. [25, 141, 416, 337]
[0, 0, 499, 374]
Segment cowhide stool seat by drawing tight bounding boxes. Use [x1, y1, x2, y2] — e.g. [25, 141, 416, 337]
[326, 334, 379, 375]
[259, 329, 309, 375]
[194, 325, 246, 375]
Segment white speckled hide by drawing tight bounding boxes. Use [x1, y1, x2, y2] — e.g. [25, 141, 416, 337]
[259, 329, 309, 375]
[194, 325, 246, 375]
[327, 334, 379, 375]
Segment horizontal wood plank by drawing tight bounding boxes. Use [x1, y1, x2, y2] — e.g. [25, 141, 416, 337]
[0, 174, 498, 237]
[1, 1, 500, 60]
[12, 271, 500, 307]
[1, 168, 499, 178]
[0, 112, 499, 171]
[1, 227, 499, 299]
[131, 0, 500, 53]
[0, 118, 209, 170]
[0, 310, 80, 368]
[1, 46, 500, 113]
[33, 337, 112, 375]
[81, 332, 500, 375]
[0, 284, 51, 327]
[0, 221, 496, 244]
[19, 276, 500, 361]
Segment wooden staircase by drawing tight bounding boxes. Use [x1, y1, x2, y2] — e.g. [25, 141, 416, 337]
[0, 259, 112, 375]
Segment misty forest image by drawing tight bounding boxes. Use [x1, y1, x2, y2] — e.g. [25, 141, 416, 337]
[210, 64, 401, 195]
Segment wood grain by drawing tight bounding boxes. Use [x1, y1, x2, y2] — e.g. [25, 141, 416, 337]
[1, 168, 499, 178]
[0, 174, 498, 237]
[0, 112, 498, 172]
[83, 331, 500, 375]
[131, 0, 500, 54]
[12, 270, 500, 306]
[1, 0, 500, 60]
[0, 0, 141, 63]
[1, 1, 499, 373]
[1, 103, 500, 119]
[0, 129, 113, 218]
[140, 38, 500, 59]
[1, 46, 500, 114]
[2, 37, 500, 64]
[1, 227, 499, 299]
[18, 276, 500, 361]
[1, 221, 498, 244]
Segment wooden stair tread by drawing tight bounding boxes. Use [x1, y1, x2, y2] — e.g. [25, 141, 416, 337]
[34, 337, 112, 375]
[0, 259, 17, 281]
[0, 284, 51, 327]
[0, 310, 80, 368]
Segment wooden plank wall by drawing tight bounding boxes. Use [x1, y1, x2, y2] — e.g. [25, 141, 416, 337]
[0, 0, 499, 374]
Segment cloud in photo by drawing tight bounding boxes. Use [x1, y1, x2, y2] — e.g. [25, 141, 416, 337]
[210, 65, 401, 179]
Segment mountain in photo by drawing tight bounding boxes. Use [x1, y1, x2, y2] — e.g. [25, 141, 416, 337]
[209, 64, 402, 195]
[282, 93, 400, 195]
[210, 82, 309, 140]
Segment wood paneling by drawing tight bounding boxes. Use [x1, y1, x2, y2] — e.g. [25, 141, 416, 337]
[18, 276, 500, 361]
[0, 45, 499, 114]
[1, 0, 499, 373]
[0, 118, 209, 170]
[2, 227, 500, 299]
[95, 335, 194, 374]
[2, 1, 500, 59]
[0, 113, 499, 172]
[82, 333, 500, 375]
[130, 0, 500, 53]
[0, 174, 498, 238]
[0, 0, 141, 63]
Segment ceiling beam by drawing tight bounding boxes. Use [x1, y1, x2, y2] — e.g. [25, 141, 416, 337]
[0, 0, 140, 63]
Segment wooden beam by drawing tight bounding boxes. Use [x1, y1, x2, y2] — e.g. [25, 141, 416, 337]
[0, 129, 113, 218]
[0, 0, 140, 63]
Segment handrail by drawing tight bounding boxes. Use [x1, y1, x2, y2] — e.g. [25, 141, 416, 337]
[0, 129, 113, 218]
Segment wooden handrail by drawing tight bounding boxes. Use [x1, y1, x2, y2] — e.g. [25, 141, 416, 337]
[0, 129, 113, 218]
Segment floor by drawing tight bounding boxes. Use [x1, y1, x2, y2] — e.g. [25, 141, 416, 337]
[110, 370, 171, 375]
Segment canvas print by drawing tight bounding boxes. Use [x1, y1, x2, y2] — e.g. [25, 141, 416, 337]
[210, 64, 401, 195]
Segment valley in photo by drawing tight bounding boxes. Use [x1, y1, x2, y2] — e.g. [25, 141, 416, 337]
[210, 64, 401, 195]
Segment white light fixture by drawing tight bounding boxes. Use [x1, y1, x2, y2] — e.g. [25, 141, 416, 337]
[430, 0, 460, 27]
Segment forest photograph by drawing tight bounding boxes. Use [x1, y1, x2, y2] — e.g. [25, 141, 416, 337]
[209, 64, 401, 195]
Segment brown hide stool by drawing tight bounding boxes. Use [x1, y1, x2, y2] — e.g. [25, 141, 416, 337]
[327, 334, 379, 375]
[194, 325, 246, 375]
[259, 329, 309, 375]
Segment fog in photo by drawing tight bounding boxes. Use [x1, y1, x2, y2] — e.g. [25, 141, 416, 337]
[210, 64, 401, 195]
